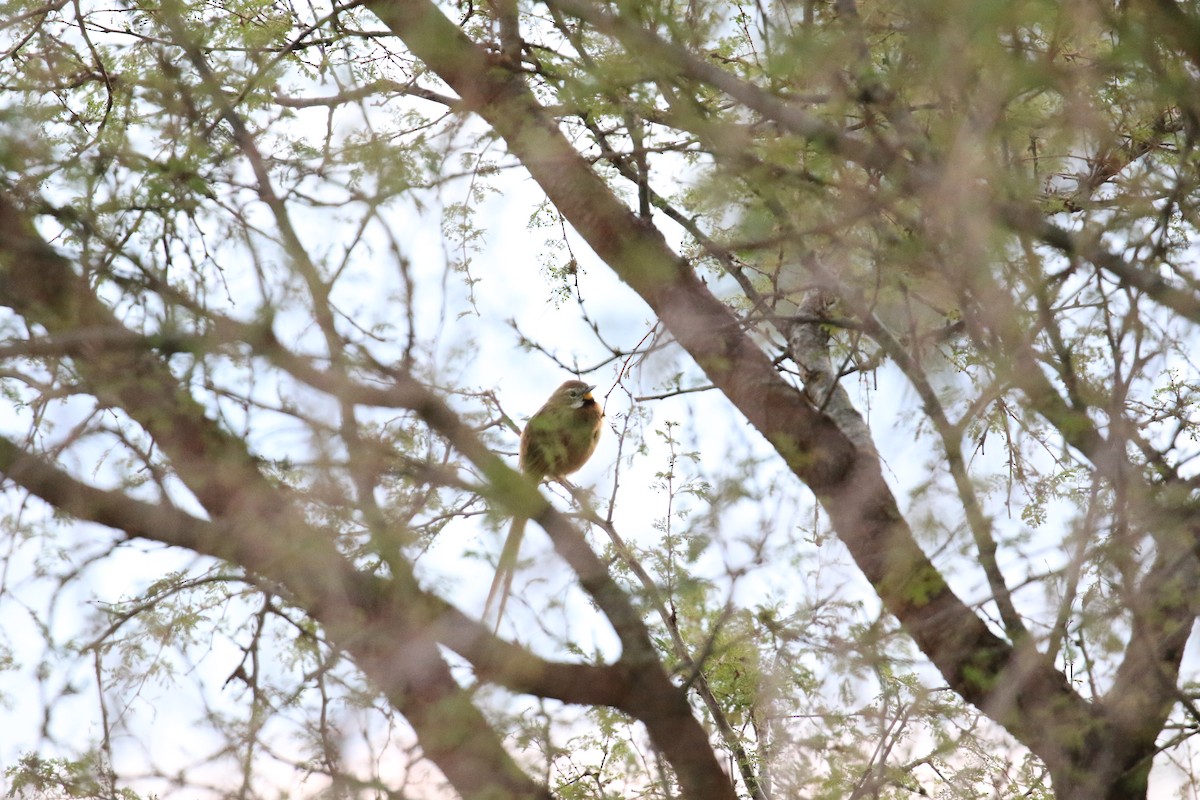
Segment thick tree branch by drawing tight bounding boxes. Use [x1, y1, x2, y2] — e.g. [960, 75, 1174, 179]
[362, 0, 1101, 780]
[0, 190, 550, 800]
[0, 186, 736, 800]
[0, 429, 633, 711]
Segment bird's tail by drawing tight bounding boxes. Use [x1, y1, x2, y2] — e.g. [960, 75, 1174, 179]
[484, 515, 527, 631]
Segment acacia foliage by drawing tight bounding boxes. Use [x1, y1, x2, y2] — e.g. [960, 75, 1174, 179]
[1, 1, 1200, 799]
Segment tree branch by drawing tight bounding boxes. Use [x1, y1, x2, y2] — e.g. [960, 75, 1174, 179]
[362, 0, 1100, 781]
[0, 189, 551, 800]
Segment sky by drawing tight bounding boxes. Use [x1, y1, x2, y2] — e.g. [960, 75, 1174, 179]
[3, 6, 1200, 797]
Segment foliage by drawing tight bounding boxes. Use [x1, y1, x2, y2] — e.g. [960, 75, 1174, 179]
[2, 0, 1200, 799]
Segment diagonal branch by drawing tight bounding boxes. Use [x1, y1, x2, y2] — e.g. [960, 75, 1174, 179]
[0, 186, 740, 800]
[362, 0, 1100, 780]
[0, 190, 550, 800]
[0, 429, 634, 711]
[1004, 204, 1200, 329]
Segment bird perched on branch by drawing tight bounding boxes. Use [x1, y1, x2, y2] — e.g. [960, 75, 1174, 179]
[485, 379, 603, 629]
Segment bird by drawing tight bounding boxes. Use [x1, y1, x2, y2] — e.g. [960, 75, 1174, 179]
[484, 379, 604, 629]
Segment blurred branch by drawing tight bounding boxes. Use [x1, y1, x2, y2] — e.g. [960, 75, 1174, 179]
[275, 79, 460, 108]
[0, 424, 635, 735]
[547, 0, 883, 168]
[0, 188, 587, 800]
[363, 0, 1103, 785]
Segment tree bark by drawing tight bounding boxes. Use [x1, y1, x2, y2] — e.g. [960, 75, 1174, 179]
[362, 0, 1116, 787]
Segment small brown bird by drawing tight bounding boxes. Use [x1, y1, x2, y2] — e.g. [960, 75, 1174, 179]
[485, 379, 604, 628]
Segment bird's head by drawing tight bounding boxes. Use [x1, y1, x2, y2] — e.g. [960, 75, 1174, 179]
[549, 380, 597, 409]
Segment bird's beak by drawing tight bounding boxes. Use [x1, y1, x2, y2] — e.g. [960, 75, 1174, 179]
[583, 384, 596, 396]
